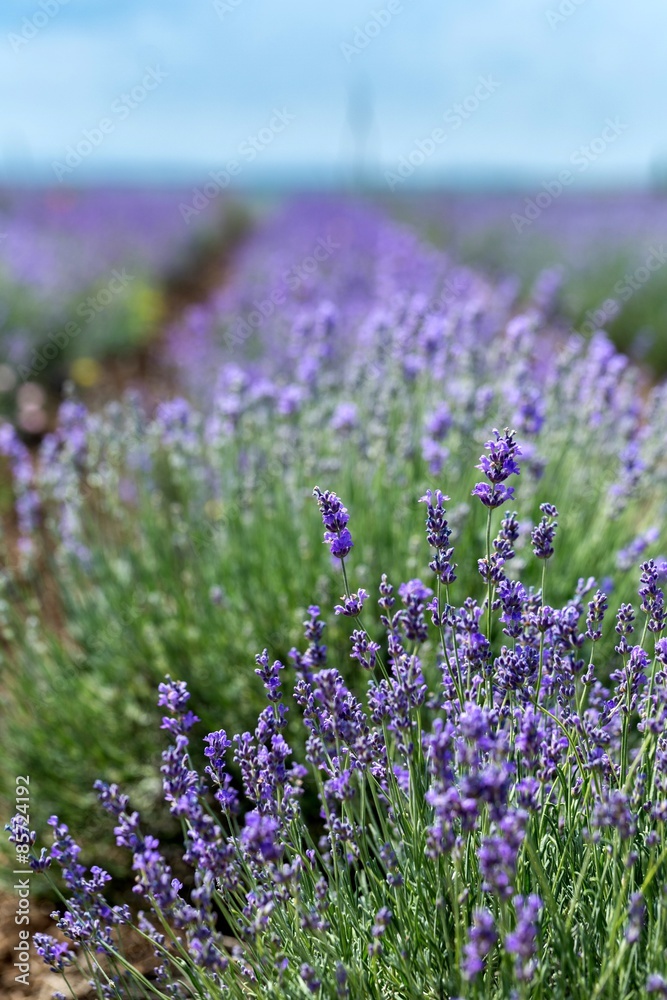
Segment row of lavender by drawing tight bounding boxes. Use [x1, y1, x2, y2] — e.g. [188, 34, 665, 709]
[0, 187, 228, 430]
[402, 191, 667, 373]
[166, 196, 522, 402]
[3, 197, 667, 996]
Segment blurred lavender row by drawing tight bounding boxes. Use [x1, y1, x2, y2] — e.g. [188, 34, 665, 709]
[166, 196, 518, 402]
[0, 187, 210, 302]
[3, 196, 661, 578]
[0, 186, 234, 430]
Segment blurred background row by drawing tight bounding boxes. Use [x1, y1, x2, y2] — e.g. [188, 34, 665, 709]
[3, 0, 667, 434]
[3, 185, 667, 439]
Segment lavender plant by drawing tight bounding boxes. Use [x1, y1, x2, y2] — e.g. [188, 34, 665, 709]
[2, 199, 667, 879]
[9, 435, 667, 999]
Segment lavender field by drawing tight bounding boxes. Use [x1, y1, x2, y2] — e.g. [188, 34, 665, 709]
[3, 189, 667, 998]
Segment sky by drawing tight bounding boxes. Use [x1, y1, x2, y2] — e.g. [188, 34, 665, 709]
[1, 0, 666, 188]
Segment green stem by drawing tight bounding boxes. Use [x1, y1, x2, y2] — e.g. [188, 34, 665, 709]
[533, 560, 548, 709]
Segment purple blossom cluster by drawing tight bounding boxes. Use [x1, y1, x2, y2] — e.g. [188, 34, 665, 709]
[472, 427, 522, 509]
[313, 486, 354, 560]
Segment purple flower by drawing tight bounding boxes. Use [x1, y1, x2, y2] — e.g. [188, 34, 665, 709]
[335, 589, 369, 617]
[398, 578, 433, 643]
[203, 730, 239, 813]
[33, 933, 75, 973]
[609, 645, 648, 714]
[615, 603, 636, 659]
[586, 589, 608, 642]
[531, 503, 558, 560]
[494, 509, 520, 562]
[472, 482, 516, 509]
[626, 891, 645, 945]
[639, 560, 667, 633]
[462, 908, 497, 981]
[300, 963, 321, 993]
[498, 578, 526, 638]
[240, 811, 282, 862]
[505, 894, 542, 982]
[656, 637, 667, 665]
[371, 906, 392, 937]
[6, 814, 35, 849]
[157, 677, 192, 716]
[478, 552, 506, 586]
[473, 429, 521, 508]
[592, 789, 636, 840]
[479, 811, 527, 900]
[335, 962, 349, 997]
[368, 906, 392, 957]
[290, 605, 328, 684]
[419, 489, 457, 585]
[476, 428, 522, 483]
[425, 403, 452, 440]
[254, 649, 285, 703]
[330, 402, 358, 432]
[350, 629, 381, 670]
[647, 974, 667, 996]
[203, 729, 232, 770]
[617, 527, 659, 572]
[313, 486, 353, 559]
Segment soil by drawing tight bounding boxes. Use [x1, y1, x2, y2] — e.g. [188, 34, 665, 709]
[0, 890, 91, 999]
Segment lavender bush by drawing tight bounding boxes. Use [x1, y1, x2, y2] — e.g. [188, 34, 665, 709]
[2, 199, 667, 874]
[9, 443, 667, 999]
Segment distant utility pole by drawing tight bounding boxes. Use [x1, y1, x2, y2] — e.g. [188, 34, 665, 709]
[344, 76, 375, 190]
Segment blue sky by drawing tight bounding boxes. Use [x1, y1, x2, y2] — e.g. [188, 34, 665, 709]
[1, 0, 665, 186]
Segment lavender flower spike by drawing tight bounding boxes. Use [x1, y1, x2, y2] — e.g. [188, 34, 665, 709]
[462, 908, 497, 981]
[419, 489, 457, 584]
[476, 428, 522, 483]
[531, 503, 559, 560]
[313, 486, 353, 559]
[472, 428, 522, 509]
